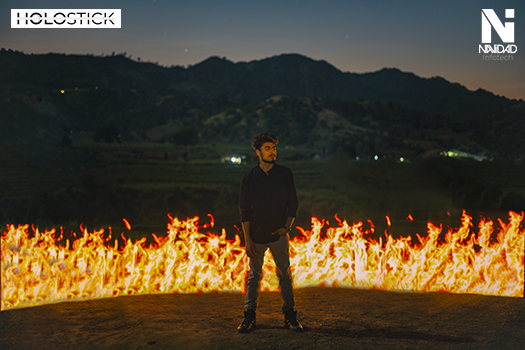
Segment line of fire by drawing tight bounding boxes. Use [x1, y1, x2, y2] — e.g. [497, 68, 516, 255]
[2, 209, 524, 311]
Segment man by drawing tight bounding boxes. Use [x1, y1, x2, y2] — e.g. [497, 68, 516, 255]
[237, 132, 303, 333]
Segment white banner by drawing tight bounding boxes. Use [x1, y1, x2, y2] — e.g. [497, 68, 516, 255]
[11, 9, 121, 28]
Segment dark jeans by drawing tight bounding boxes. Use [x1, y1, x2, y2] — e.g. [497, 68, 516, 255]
[245, 234, 295, 312]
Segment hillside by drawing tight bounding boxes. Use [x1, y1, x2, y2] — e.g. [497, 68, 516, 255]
[1, 49, 524, 161]
[177, 54, 518, 122]
[2, 49, 518, 118]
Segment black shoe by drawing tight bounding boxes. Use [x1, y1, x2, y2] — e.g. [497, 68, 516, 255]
[284, 309, 303, 332]
[237, 309, 256, 333]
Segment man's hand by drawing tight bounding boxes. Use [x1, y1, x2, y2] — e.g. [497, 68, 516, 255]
[242, 221, 257, 259]
[271, 227, 288, 236]
[245, 240, 257, 259]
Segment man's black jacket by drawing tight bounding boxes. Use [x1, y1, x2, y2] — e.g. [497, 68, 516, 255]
[239, 163, 299, 244]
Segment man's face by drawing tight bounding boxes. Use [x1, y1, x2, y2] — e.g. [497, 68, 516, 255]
[257, 142, 277, 164]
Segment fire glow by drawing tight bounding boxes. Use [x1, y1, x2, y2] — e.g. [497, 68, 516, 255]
[1, 211, 524, 311]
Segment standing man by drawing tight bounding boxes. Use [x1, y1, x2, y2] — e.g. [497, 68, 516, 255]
[237, 133, 303, 333]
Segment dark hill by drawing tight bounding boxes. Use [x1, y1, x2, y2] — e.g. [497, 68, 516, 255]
[172, 54, 355, 102]
[1, 49, 524, 161]
[354, 68, 512, 122]
[0, 50, 175, 92]
[173, 53, 517, 121]
[2, 50, 519, 121]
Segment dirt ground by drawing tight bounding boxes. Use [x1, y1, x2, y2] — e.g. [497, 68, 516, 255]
[1, 287, 524, 350]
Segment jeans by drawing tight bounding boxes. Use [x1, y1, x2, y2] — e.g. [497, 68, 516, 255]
[245, 234, 295, 312]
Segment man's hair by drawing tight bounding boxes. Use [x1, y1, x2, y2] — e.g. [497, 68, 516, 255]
[251, 133, 279, 150]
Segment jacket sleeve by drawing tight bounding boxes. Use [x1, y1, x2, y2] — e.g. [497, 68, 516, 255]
[239, 173, 252, 222]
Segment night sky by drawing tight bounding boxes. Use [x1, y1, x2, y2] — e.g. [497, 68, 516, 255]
[2, 0, 524, 100]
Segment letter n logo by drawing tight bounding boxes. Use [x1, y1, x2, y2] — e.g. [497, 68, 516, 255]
[482, 9, 515, 43]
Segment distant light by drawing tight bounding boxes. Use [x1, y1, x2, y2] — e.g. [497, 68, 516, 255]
[356, 156, 360, 161]
[374, 155, 379, 160]
[400, 157, 404, 162]
[231, 157, 241, 164]
[60, 90, 65, 94]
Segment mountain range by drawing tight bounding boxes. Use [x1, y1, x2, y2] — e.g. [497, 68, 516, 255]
[1, 49, 524, 161]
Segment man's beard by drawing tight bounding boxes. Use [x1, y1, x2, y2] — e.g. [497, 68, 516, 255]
[262, 156, 276, 164]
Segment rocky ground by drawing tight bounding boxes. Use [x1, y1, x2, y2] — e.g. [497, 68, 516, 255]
[1, 287, 524, 350]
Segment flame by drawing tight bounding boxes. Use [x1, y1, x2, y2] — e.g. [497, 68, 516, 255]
[1, 211, 524, 311]
[122, 218, 131, 230]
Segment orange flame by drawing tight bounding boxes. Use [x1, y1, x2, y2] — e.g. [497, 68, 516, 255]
[122, 218, 131, 230]
[1, 211, 524, 311]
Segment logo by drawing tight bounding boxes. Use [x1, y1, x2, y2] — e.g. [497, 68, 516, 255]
[482, 9, 514, 43]
[479, 9, 517, 60]
[11, 9, 121, 28]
